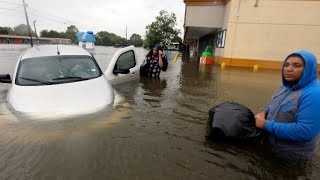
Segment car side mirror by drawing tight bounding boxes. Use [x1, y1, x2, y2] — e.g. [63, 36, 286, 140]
[113, 67, 130, 74]
[0, 74, 12, 83]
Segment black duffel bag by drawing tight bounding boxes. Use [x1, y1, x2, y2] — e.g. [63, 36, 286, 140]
[161, 54, 168, 72]
[206, 101, 264, 143]
[140, 59, 150, 77]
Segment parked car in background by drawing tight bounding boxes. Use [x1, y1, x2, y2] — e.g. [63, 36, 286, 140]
[0, 45, 139, 114]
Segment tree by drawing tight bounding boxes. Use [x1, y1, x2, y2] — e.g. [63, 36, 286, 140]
[0, 27, 14, 34]
[95, 31, 128, 46]
[144, 10, 182, 47]
[96, 31, 114, 46]
[65, 25, 79, 44]
[40, 30, 49, 37]
[129, 33, 143, 47]
[39, 25, 78, 44]
[13, 24, 35, 36]
[40, 30, 62, 38]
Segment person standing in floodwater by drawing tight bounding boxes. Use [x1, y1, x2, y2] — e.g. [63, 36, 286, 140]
[145, 45, 164, 78]
[255, 50, 320, 160]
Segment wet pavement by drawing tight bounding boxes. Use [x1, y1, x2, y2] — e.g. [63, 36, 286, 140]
[0, 44, 319, 179]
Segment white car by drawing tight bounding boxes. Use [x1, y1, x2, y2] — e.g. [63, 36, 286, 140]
[0, 45, 139, 114]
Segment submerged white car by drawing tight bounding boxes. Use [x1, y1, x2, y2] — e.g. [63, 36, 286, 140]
[0, 45, 139, 114]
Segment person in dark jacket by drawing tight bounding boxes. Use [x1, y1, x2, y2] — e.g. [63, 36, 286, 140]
[145, 45, 165, 78]
[255, 50, 320, 159]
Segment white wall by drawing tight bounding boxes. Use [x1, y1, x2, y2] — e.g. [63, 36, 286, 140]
[185, 5, 225, 28]
[221, 0, 320, 62]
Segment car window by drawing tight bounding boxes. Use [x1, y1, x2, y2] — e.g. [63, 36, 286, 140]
[115, 50, 136, 70]
[16, 55, 102, 86]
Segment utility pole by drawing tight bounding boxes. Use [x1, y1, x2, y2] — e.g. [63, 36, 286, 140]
[33, 20, 39, 44]
[126, 26, 127, 40]
[22, 0, 33, 47]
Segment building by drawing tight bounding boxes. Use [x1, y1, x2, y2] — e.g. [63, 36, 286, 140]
[77, 31, 96, 49]
[0, 34, 71, 45]
[183, 0, 320, 71]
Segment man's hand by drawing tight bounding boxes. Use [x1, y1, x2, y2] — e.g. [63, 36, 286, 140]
[255, 111, 267, 129]
[255, 111, 266, 119]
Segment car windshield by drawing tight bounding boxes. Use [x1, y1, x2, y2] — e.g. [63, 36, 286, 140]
[16, 55, 102, 86]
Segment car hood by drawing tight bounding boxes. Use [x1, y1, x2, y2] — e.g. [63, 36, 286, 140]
[8, 76, 114, 114]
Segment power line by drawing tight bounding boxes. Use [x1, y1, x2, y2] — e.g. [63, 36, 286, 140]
[0, 5, 22, 15]
[0, 7, 22, 12]
[0, 0, 23, 6]
[0, 9, 91, 31]
[28, 7, 74, 24]
[0, 7, 69, 31]
[26, 6, 95, 30]
[27, 12, 93, 30]
[0, 1, 95, 31]
[0, 8, 93, 30]
[0, 0, 94, 30]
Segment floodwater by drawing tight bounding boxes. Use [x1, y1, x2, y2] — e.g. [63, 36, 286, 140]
[0, 44, 319, 179]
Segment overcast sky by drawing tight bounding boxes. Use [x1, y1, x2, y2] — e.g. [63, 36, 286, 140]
[0, 0, 185, 38]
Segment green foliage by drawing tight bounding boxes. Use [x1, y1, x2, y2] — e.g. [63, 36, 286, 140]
[145, 10, 182, 47]
[0, 24, 35, 36]
[40, 25, 78, 44]
[129, 33, 143, 47]
[95, 31, 128, 46]
[65, 25, 79, 44]
[0, 27, 14, 35]
[2, 24, 143, 47]
[40, 30, 62, 38]
[39, 30, 49, 37]
[13, 24, 35, 36]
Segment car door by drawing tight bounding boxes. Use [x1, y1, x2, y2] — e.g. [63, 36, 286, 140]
[105, 45, 139, 85]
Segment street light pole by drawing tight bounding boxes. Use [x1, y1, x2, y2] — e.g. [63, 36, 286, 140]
[33, 20, 39, 44]
[22, 0, 33, 47]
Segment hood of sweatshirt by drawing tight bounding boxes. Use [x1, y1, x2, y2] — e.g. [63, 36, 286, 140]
[282, 50, 318, 90]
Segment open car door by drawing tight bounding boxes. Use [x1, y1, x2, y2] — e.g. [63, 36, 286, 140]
[105, 45, 139, 85]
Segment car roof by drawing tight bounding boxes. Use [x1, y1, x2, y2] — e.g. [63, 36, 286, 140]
[20, 45, 92, 60]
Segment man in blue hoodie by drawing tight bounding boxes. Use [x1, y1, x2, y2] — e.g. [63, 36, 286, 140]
[255, 50, 320, 159]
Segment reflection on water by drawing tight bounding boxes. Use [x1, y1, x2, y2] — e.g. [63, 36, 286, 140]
[0, 44, 319, 179]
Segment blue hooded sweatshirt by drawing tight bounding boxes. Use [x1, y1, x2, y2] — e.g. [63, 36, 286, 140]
[263, 50, 320, 157]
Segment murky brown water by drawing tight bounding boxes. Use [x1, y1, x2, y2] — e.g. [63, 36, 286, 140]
[0, 45, 319, 179]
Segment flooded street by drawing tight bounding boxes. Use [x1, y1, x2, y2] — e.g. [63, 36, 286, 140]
[0, 45, 319, 179]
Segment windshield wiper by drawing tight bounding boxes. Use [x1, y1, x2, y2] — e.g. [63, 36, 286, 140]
[52, 76, 89, 81]
[19, 77, 54, 85]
